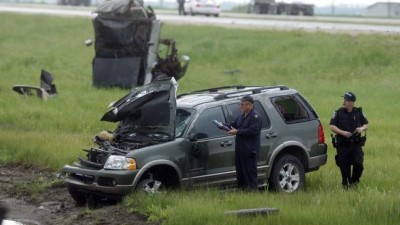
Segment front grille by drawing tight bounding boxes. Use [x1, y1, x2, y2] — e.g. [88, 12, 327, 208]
[97, 177, 117, 187]
[70, 173, 95, 184]
[77, 156, 103, 169]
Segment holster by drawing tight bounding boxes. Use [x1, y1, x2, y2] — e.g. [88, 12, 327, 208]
[358, 135, 367, 147]
[353, 131, 367, 147]
[331, 134, 337, 148]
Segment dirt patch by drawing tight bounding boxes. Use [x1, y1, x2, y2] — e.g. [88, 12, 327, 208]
[0, 164, 159, 225]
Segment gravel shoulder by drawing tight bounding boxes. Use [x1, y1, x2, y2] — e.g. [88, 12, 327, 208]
[0, 164, 158, 225]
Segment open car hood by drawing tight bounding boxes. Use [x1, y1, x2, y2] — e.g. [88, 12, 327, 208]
[101, 78, 177, 138]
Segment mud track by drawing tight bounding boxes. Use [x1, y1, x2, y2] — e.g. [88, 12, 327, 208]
[0, 164, 159, 225]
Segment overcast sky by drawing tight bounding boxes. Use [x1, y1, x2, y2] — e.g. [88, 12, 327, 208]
[282, 0, 400, 7]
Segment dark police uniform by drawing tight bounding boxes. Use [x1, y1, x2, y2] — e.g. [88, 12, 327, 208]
[330, 107, 368, 187]
[230, 108, 262, 190]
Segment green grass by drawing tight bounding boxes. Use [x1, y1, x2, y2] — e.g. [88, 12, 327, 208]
[1, 13, 400, 225]
[125, 187, 400, 225]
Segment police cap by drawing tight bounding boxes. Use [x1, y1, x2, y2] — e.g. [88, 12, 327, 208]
[343, 92, 356, 102]
[241, 95, 254, 104]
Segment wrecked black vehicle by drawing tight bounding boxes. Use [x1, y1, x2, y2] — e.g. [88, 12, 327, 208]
[91, 0, 189, 88]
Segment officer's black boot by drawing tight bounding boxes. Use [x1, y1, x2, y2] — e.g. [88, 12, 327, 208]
[351, 163, 364, 187]
[342, 178, 351, 189]
[339, 164, 351, 189]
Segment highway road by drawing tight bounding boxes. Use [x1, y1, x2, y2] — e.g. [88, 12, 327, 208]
[1, 3, 400, 34]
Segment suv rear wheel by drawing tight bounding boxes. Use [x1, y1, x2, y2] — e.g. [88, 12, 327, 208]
[270, 155, 305, 193]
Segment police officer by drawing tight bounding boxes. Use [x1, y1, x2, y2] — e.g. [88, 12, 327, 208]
[228, 95, 262, 190]
[330, 92, 368, 188]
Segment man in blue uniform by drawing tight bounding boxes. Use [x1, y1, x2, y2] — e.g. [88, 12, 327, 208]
[330, 92, 368, 188]
[228, 95, 262, 190]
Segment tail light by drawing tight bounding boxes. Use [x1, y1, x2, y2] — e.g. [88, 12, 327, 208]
[318, 123, 325, 144]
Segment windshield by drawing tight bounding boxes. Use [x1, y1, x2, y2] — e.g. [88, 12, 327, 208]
[175, 108, 194, 138]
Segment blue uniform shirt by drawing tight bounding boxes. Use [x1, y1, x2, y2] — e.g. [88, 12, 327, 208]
[230, 109, 262, 155]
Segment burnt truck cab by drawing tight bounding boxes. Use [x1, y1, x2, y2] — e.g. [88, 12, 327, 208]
[91, 0, 190, 88]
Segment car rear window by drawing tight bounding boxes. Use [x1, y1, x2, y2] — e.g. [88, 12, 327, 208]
[272, 96, 310, 123]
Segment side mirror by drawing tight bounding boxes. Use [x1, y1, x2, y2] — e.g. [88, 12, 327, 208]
[189, 133, 197, 142]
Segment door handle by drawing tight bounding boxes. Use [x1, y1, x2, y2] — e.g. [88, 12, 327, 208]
[265, 133, 277, 139]
[220, 141, 232, 147]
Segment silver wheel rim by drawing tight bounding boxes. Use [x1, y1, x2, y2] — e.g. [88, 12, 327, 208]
[278, 163, 300, 193]
[142, 180, 163, 194]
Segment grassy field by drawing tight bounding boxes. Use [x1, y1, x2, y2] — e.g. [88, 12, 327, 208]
[1, 13, 400, 225]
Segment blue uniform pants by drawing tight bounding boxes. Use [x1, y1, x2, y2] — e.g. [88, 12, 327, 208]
[235, 148, 258, 190]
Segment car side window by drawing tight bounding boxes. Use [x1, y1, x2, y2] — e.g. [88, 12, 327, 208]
[192, 106, 227, 140]
[273, 96, 309, 123]
[226, 100, 270, 129]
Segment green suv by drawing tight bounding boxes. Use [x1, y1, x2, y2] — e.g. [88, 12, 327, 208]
[61, 78, 327, 204]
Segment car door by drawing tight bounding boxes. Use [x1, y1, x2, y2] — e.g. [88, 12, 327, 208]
[187, 106, 236, 187]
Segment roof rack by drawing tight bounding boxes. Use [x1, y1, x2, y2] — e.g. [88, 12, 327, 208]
[213, 85, 289, 100]
[177, 85, 247, 98]
[177, 85, 289, 100]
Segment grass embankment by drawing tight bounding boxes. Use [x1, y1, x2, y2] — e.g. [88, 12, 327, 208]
[0, 13, 399, 225]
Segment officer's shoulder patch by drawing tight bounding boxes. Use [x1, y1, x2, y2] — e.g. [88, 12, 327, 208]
[331, 111, 337, 119]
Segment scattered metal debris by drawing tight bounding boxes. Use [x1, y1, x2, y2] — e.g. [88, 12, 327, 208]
[223, 69, 242, 75]
[12, 69, 57, 100]
[224, 207, 279, 216]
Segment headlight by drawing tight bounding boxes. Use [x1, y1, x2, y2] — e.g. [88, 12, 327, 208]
[104, 155, 137, 170]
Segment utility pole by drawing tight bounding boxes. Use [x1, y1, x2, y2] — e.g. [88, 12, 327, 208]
[388, 1, 391, 18]
[331, 0, 335, 16]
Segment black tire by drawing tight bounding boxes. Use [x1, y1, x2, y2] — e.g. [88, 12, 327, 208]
[269, 155, 305, 193]
[137, 178, 166, 194]
[66, 183, 87, 206]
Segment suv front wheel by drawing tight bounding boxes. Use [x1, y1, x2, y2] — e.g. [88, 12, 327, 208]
[270, 155, 305, 193]
[67, 183, 88, 206]
[137, 178, 166, 194]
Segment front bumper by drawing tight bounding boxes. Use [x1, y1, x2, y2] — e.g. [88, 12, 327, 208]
[60, 164, 138, 195]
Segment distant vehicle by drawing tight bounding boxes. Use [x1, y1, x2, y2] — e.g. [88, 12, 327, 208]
[57, 0, 91, 6]
[184, 0, 220, 17]
[248, 0, 314, 16]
